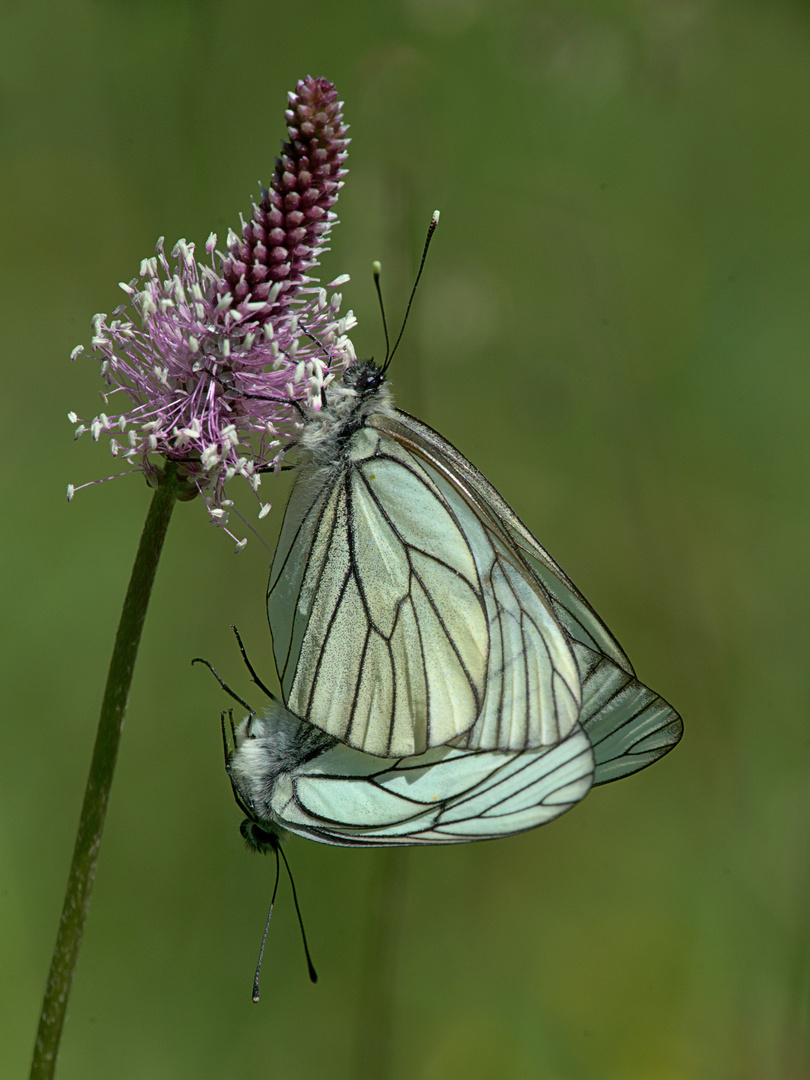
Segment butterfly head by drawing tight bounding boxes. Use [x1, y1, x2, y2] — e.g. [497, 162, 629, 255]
[240, 818, 281, 855]
[226, 702, 338, 849]
[340, 359, 386, 398]
[302, 359, 395, 461]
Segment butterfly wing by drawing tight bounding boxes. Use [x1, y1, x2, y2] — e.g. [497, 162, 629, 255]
[572, 641, 682, 783]
[261, 720, 595, 847]
[268, 418, 583, 758]
[268, 426, 492, 757]
[408, 457, 582, 752]
[376, 411, 633, 668]
[373, 411, 682, 769]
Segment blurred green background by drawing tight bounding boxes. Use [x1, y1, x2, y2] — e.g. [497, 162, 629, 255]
[3, 1, 809, 1077]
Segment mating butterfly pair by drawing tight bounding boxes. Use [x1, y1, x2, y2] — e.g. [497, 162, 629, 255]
[223, 360, 682, 849]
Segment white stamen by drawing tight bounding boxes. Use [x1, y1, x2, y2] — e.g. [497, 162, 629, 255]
[201, 444, 220, 470]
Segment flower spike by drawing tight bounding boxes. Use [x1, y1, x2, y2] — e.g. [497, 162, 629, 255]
[220, 76, 349, 320]
[70, 76, 355, 544]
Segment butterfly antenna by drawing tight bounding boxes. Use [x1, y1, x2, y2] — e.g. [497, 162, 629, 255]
[252, 844, 283, 1003]
[373, 261, 391, 367]
[230, 625, 277, 701]
[192, 656, 253, 713]
[203, 366, 307, 420]
[278, 842, 319, 985]
[382, 210, 440, 375]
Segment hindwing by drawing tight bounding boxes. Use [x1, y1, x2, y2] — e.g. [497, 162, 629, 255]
[372, 411, 681, 765]
[572, 641, 683, 783]
[376, 411, 634, 672]
[230, 703, 595, 848]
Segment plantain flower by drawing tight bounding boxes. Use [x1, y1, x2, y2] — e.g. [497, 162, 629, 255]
[69, 76, 354, 543]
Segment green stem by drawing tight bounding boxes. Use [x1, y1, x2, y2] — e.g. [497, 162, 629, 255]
[30, 462, 183, 1080]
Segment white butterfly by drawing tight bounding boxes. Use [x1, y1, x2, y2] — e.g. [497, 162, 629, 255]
[225, 632, 679, 847]
[267, 360, 681, 768]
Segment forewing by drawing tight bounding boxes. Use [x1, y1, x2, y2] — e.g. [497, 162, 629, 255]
[270, 727, 595, 846]
[267, 428, 490, 757]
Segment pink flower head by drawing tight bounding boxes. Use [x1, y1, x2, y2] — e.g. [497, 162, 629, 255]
[69, 77, 355, 546]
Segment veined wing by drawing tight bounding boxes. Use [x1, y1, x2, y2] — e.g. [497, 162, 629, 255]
[375, 412, 681, 772]
[572, 641, 683, 783]
[375, 411, 634, 674]
[232, 703, 595, 847]
[268, 426, 491, 757]
[415, 459, 581, 752]
[269, 419, 582, 757]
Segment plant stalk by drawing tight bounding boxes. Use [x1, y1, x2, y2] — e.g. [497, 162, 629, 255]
[30, 462, 183, 1080]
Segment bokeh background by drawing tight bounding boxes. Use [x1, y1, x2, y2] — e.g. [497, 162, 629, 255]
[3, 1, 809, 1077]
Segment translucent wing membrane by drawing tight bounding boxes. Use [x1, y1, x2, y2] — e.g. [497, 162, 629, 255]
[378, 411, 681, 774]
[377, 411, 634, 673]
[419, 463, 581, 751]
[268, 428, 490, 756]
[573, 642, 683, 784]
[266, 397, 680, 772]
[229, 701, 595, 847]
[269, 419, 584, 757]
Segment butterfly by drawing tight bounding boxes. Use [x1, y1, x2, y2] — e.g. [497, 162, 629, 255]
[266, 358, 682, 772]
[224, 629, 679, 847]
